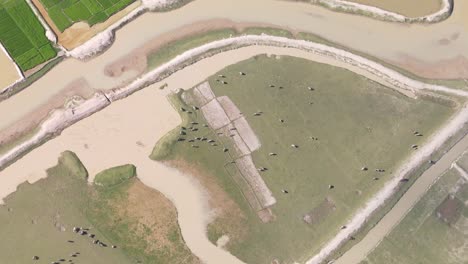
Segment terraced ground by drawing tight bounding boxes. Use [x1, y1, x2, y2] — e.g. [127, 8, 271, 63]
[0, 151, 199, 264]
[0, 0, 56, 71]
[151, 55, 456, 263]
[39, 0, 137, 31]
[361, 167, 468, 264]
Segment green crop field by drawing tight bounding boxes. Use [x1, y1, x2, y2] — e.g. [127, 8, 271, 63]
[0, 151, 198, 264]
[362, 168, 468, 264]
[0, 0, 56, 71]
[151, 55, 456, 263]
[40, 0, 136, 32]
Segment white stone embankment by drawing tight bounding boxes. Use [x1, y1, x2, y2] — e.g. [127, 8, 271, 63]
[312, 0, 452, 23]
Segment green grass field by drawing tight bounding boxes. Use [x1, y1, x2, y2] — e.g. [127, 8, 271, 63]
[94, 164, 136, 187]
[0, 0, 57, 71]
[0, 151, 198, 264]
[40, 0, 136, 31]
[362, 168, 468, 264]
[151, 55, 456, 263]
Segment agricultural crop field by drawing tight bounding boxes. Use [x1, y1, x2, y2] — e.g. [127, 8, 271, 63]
[151, 55, 456, 263]
[39, 0, 136, 31]
[0, 0, 56, 71]
[362, 168, 468, 264]
[0, 151, 198, 264]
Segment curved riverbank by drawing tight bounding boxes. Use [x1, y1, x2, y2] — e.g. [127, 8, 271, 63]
[4, 34, 468, 169]
[0, 44, 24, 93]
[307, 0, 452, 23]
[60, 0, 468, 75]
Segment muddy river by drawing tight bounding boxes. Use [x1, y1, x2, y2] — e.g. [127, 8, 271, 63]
[1, 1, 468, 263]
[1, 0, 467, 134]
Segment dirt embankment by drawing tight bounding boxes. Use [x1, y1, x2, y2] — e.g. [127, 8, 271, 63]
[0, 78, 94, 148]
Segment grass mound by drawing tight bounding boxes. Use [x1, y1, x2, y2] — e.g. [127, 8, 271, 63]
[58, 150, 89, 179]
[94, 164, 136, 187]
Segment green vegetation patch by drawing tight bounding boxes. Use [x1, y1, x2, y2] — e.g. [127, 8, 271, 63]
[362, 168, 468, 264]
[0, 0, 57, 71]
[152, 55, 455, 263]
[0, 151, 198, 264]
[94, 164, 136, 188]
[59, 150, 89, 179]
[40, 0, 136, 32]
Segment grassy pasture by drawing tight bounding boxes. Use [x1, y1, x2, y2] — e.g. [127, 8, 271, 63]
[362, 168, 468, 264]
[151, 55, 455, 263]
[0, 151, 198, 264]
[0, 0, 57, 71]
[40, 0, 136, 31]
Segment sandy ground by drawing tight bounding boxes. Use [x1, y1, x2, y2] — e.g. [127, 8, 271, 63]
[0, 84, 244, 264]
[347, 0, 442, 17]
[0, 45, 23, 92]
[31, 0, 142, 50]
